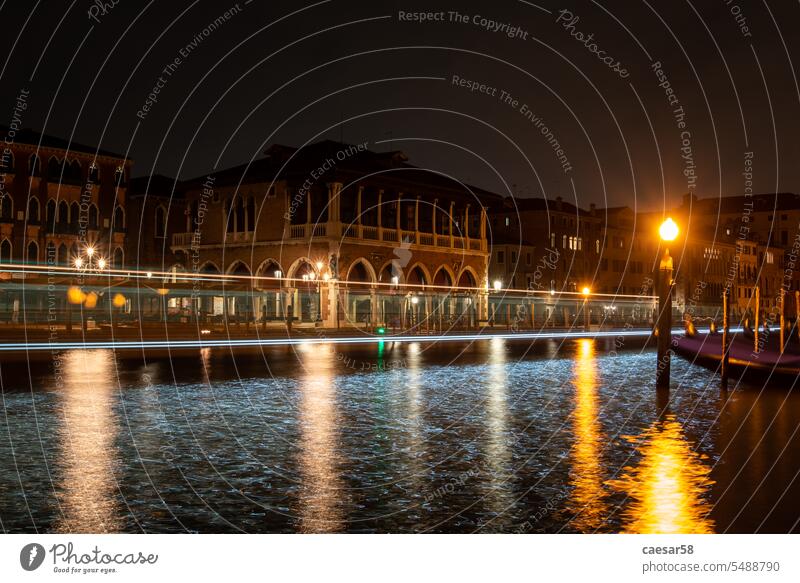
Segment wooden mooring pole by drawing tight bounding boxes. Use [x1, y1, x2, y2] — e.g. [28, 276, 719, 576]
[722, 287, 730, 390]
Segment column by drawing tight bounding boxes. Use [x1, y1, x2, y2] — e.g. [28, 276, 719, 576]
[306, 190, 312, 225]
[327, 182, 342, 237]
[414, 196, 420, 244]
[449, 201, 455, 248]
[480, 207, 487, 250]
[396, 192, 402, 241]
[465, 203, 470, 239]
[377, 189, 383, 239]
[356, 186, 363, 238]
[432, 199, 438, 238]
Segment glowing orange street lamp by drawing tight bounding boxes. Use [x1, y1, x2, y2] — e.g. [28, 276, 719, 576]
[582, 287, 591, 331]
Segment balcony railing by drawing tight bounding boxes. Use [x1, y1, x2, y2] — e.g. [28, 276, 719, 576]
[172, 223, 486, 251]
[172, 232, 197, 247]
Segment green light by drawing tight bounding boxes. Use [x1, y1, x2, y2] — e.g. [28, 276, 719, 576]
[376, 327, 386, 335]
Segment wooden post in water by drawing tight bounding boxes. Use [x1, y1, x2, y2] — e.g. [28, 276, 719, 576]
[754, 286, 760, 353]
[722, 287, 730, 390]
[656, 249, 674, 390]
[530, 301, 535, 329]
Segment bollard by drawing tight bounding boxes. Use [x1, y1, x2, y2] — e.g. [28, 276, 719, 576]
[656, 250, 673, 390]
[722, 287, 730, 390]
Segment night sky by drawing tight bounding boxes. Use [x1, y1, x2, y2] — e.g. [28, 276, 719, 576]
[1, 0, 799, 211]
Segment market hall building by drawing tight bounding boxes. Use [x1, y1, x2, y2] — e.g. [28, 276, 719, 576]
[137, 140, 500, 330]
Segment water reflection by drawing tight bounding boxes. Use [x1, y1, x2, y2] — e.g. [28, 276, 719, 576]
[608, 414, 715, 534]
[296, 344, 343, 532]
[54, 350, 122, 533]
[483, 337, 513, 525]
[568, 338, 608, 531]
[403, 342, 424, 511]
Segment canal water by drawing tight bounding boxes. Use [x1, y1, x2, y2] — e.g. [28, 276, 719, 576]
[0, 337, 798, 533]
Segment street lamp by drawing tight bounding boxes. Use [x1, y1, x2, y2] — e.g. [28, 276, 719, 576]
[656, 218, 678, 390]
[582, 286, 590, 331]
[493, 279, 502, 291]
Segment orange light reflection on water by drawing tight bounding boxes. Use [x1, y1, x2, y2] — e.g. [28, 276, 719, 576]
[608, 415, 715, 534]
[296, 343, 343, 533]
[568, 338, 608, 531]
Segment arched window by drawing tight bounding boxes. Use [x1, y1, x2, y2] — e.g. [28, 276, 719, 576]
[46, 241, 56, 265]
[88, 204, 98, 229]
[47, 156, 63, 181]
[46, 199, 57, 231]
[27, 241, 38, 263]
[57, 243, 68, 266]
[235, 196, 245, 232]
[247, 196, 256, 231]
[0, 150, 13, 172]
[88, 164, 99, 183]
[224, 198, 234, 233]
[70, 202, 80, 230]
[114, 166, 125, 187]
[0, 195, 12, 220]
[28, 154, 40, 176]
[188, 200, 198, 231]
[0, 239, 11, 262]
[155, 205, 166, 238]
[113, 206, 125, 230]
[68, 160, 81, 183]
[58, 200, 69, 227]
[113, 247, 123, 268]
[27, 196, 40, 222]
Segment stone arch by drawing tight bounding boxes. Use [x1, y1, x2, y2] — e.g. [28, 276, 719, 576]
[199, 261, 221, 273]
[27, 196, 40, 222]
[406, 262, 431, 286]
[0, 238, 11, 262]
[286, 256, 316, 281]
[378, 259, 404, 284]
[433, 265, 456, 287]
[255, 258, 283, 278]
[0, 193, 12, 220]
[457, 266, 479, 289]
[113, 206, 125, 230]
[345, 257, 377, 284]
[69, 201, 80, 228]
[28, 154, 40, 175]
[27, 240, 38, 263]
[58, 200, 69, 225]
[226, 260, 251, 275]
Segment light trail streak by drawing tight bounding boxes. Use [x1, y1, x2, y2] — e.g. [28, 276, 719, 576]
[0, 327, 742, 351]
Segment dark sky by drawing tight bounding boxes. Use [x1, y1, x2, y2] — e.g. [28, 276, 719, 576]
[1, 0, 798, 212]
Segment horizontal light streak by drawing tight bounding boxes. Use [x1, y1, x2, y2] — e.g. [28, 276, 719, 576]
[0, 327, 742, 352]
[0, 262, 658, 300]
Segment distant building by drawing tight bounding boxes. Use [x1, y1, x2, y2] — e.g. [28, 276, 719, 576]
[0, 126, 131, 268]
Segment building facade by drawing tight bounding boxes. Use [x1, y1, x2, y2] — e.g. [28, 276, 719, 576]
[137, 141, 499, 329]
[0, 126, 131, 269]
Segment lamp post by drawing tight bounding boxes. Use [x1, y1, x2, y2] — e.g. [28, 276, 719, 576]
[582, 286, 590, 332]
[657, 218, 678, 390]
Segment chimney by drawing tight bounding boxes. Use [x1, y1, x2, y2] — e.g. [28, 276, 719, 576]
[590, 203, 596, 216]
[555, 196, 563, 211]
